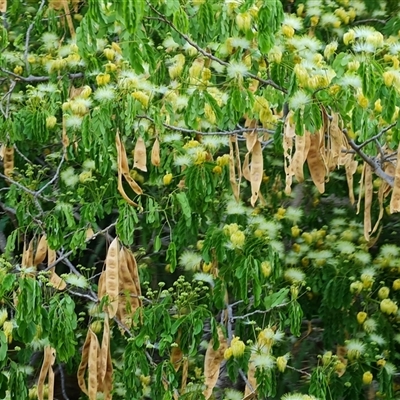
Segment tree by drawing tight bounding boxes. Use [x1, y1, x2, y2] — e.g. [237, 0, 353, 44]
[1, 0, 400, 399]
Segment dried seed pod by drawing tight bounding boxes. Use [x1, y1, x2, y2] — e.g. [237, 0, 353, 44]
[202, 327, 228, 399]
[98, 314, 110, 382]
[3, 146, 14, 178]
[88, 329, 99, 400]
[250, 140, 263, 207]
[229, 135, 241, 201]
[38, 346, 56, 400]
[77, 330, 91, 395]
[34, 236, 48, 266]
[151, 137, 161, 167]
[390, 143, 400, 213]
[243, 361, 257, 398]
[306, 129, 326, 194]
[283, 116, 295, 194]
[364, 163, 373, 241]
[134, 137, 147, 171]
[105, 238, 120, 318]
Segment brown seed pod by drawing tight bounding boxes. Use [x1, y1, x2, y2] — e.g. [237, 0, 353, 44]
[151, 137, 161, 167]
[134, 137, 147, 171]
[105, 238, 120, 318]
[34, 236, 48, 266]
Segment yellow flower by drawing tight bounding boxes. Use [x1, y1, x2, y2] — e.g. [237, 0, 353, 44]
[224, 347, 233, 360]
[132, 91, 150, 107]
[310, 16, 319, 27]
[357, 312, 367, 324]
[363, 371, 373, 385]
[217, 154, 230, 167]
[96, 73, 111, 86]
[380, 298, 398, 315]
[202, 262, 212, 273]
[46, 116, 57, 129]
[343, 30, 355, 45]
[0, 310, 7, 327]
[194, 150, 208, 165]
[230, 337, 246, 357]
[230, 230, 245, 248]
[3, 320, 13, 343]
[291, 225, 301, 238]
[204, 103, 216, 124]
[357, 93, 369, 109]
[81, 85, 92, 99]
[260, 261, 272, 278]
[392, 279, 400, 290]
[374, 99, 382, 113]
[163, 173, 173, 185]
[383, 71, 395, 87]
[183, 140, 200, 149]
[103, 48, 115, 61]
[213, 165, 222, 174]
[282, 25, 294, 38]
[236, 12, 252, 31]
[378, 286, 390, 300]
[276, 355, 289, 372]
[13, 65, 23, 75]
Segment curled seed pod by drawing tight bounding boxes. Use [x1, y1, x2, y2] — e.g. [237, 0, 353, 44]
[151, 137, 160, 167]
[34, 236, 48, 266]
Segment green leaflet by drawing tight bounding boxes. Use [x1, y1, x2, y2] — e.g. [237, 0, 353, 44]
[258, 0, 284, 54]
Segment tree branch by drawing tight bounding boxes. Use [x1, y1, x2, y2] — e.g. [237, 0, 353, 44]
[0, 68, 84, 83]
[342, 130, 394, 187]
[146, 2, 286, 93]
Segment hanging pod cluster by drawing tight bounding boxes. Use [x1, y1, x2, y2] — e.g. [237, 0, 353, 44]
[20, 235, 66, 289]
[0, 144, 14, 179]
[77, 237, 142, 399]
[281, 109, 400, 241]
[37, 346, 56, 400]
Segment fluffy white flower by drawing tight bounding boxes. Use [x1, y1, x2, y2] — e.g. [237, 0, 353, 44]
[339, 74, 362, 88]
[179, 251, 202, 271]
[174, 154, 193, 167]
[65, 115, 83, 129]
[193, 272, 214, 286]
[251, 354, 275, 369]
[353, 42, 375, 53]
[353, 251, 371, 265]
[226, 199, 247, 215]
[284, 207, 303, 224]
[82, 159, 96, 170]
[94, 86, 116, 102]
[61, 167, 79, 187]
[63, 273, 89, 289]
[346, 339, 366, 358]
[335, 241, 355, 254]
[41, 32, 59, 50]
[269, 240, 284, 254]
[353, 26, 376, 39]
[211, 60, 226, 74]
[289, 90, 311, 110]
[284, 268, 305, 283]
[368, 334, 386, 346]
[320, 13, 340, 26]
[283, 15, 303, 31]
[288, 36, 322, 53]
[379, 244, 400, 258]
[224, 389, 243, 400]
[363, 318, 377, 333]
[389, 42, 400, 55]
[229, 37, 251, 49]
[163, 36, 180, 50]
[384, 362, 396, 376]
[227, 61, 249, 79]
[163, 133, 182, 143]
[37, 83, 57, 93]
[201, 135, 229, 149]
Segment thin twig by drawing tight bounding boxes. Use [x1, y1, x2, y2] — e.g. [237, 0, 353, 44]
[356, 122, 396, 150]
[24, 0, 47, 73]
[146, 2, 286, 93]
[137, 114, 275, 136]
[286, 364, 311, 377]
[36, 149, 66, 196]
[342, 130, 395, 187]
[232, 302, 290, 320]
[56, 363, 70, 400]
[45, 222, 117, 270]
[0, 68, 84, 83]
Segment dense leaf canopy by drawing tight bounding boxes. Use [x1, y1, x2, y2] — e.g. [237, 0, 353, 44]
[2, 0, 400, 399]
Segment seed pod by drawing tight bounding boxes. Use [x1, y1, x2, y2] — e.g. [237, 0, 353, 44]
[291, 133, 308, 183]
[229, 135, 241, 201]
[34, 236, 48, 266]
[77, 330, 91, 395]
[38, 346, 56, 400]
[105, 238, 120, 318]
[327, 113, 342, 171]
[307, 128, 326, 194]
[134, 137, 147, 171]
[364, 163, 373, 240]
[250, 139, 263, 207]
[283, 116, 295, 194]
[3, 146, 14, 178]
[244, 361, 257, 397]
[98, 314, 110, 382]
[390, 142, 400, 213]
[151, 137, 161, 167]
[88, 328, 99, 400]
[202, 327, 228, 399]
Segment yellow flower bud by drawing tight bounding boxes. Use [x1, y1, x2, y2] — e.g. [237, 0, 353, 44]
[163, 173, 173, 185]
[230, 337, 246, 357]
[105, 62, 117, 72]
[392, 279, 400, 290]
[260, 261, 272, 278]
[377, 359, 386, 367]
[103, 48, 115, 61]
[378, 286, 390, 300]
[350, 281, 363, 294]
[357, 312, 367, 324]
[13, 65, 23, 75]
[132, 91, 150, 107]
[357, 93, 369, 109]
[383, 71, 395, 87]
[343, 30, 355, 45]
[81, 85, 92, 99]
[213, 165, 222, 174]
[230, 230, 245, 248]
[46, 116, 57, 129]
[0, 310, 7, 327]
[235, 12, 252, 31]
[90, 320, 102, 334]
[282, 25, 294, 38]
[3, 320, 13, 343]
[291, 225, 301, 238]
[276, 355, 288, 372]
[310, 16, 319, 27]
[374, 99, 382, 113]
[224, 347, 233, 360]
[363, 371, 373, 385]
[111, 42, 122, 54]
[96, 73, 111, 86]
